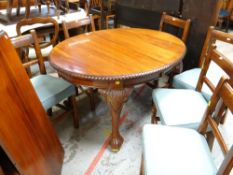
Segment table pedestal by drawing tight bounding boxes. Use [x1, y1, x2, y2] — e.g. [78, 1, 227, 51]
[99, 88, 132, 151]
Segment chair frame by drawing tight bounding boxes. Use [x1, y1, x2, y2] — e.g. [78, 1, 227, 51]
[151, 45, 233, 125]
[88, 0, 115, 29]
[62, 14, 97, 111]
[16, 16, 59, 50]
[11, 30, 79, 128]
[62, 14, 96, 39]
[141, 76, 233, 175]
[159, 12, 191, 42]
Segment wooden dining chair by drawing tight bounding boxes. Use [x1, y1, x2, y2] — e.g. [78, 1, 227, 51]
[88, 0, 115, 29]
[172, 26, 233, 101]
[159, 11, 191, 42]
[16, 17, 59, 64]
[62, 14, 98, 111]
[146, 12, 191, 88]
[151, 45, 233, 132]
[10, 29, 79, 128]
[62, 14, 97, 39]
[141, 76, 233, 175]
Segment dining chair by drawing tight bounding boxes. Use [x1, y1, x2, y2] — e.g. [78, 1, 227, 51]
[10, 29, 79, 128]
[218, 0, 233, 32]
[16, 17, 59, 64]
[88, 0, 115, 29]
[151, 45, 233, 132]
[147, 12, 191, 88]
[159, 11, 191, 43]
[62, 14, 97, 39]
[62, 14, 98, 111]
[172, 26, 233, 101]
[141, 76, 233, 175]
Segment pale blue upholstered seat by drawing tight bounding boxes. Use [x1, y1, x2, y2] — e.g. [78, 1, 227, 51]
[142, 124, 217, 175]
[172, 62, 226, 101]
[31, 75, 76, 111]
[152, 88, 207, 130]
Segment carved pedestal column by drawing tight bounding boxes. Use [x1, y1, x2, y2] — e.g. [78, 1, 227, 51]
[99, 88, 132, 151]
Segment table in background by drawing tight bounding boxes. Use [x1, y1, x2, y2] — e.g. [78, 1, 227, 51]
[49, 28, 186, 151]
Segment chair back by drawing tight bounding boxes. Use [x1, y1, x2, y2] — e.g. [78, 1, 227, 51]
[159, 12, 191, 42]
[196, 46, 233, 94]
[89, 0, 102, 8]
[62, 15, 95, 39]
[198, 76, 233, 174]
[10, 30, 46, 77]
[199, 26, 233, 66]
[16, 17, 59, 49]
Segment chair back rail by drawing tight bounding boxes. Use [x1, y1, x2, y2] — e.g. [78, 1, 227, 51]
[198, 76, 233, 174]
[159, 12, 191, 42]
[16, 17, 59, 48]
[62, 15, 95, 39]
[196, 47, 233, 93]
[10, 30, 46, 75]
[199, 26, 233, 66]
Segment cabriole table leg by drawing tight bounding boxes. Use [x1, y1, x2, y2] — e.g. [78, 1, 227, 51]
[99, 88, 132, 152]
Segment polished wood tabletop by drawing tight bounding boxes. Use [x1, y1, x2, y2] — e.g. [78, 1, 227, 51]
[49, 28, 186, 151]
[50, 28, 186, 88]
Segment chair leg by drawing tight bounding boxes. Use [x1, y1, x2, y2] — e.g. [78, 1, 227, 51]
[88, 88, 96, 112]
[225, 18, 230, 32]
[47, 108, 53, 116]
[151, 103, 159, 124]
[140, 154, 144, 175]
[206, 131, 215, 151]
[69, 95, 79, 128]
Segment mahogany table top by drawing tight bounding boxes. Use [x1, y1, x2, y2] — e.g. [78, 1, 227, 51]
[49, 28, 186, 88]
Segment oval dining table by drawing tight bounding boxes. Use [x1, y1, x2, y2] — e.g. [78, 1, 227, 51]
[49, 28, 186, 151]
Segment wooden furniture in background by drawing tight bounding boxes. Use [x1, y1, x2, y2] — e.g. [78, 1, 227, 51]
[88, 0, 115, 29]
[141, 76, 233, 174]
[0, 30, 63, 175]
[62, 14, 96, 38]
[16, 16, 59, 62]
[49, 28, 186, 151]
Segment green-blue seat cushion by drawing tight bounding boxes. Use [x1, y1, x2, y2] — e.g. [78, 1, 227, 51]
[142, 124, 217, 175]
[172, 63, 226, 101]
[172, 68, 201, 90]
[152, 88, 207, 130]
[31, 75, 76, 110]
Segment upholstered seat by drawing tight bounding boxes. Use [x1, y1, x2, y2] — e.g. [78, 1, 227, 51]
[142, 124, 217, 175]
[31, 75, 76, 111]
[172, 27, 233, 102]
[172, 62, 225, 101]
[141, 77, 233, 175]
[151, 45, 233, 131]
[152, 88, 207, 129]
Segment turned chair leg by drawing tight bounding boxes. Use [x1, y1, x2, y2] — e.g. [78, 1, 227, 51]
[151, 103, 159, 124]
[69, 95, 79, 128]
